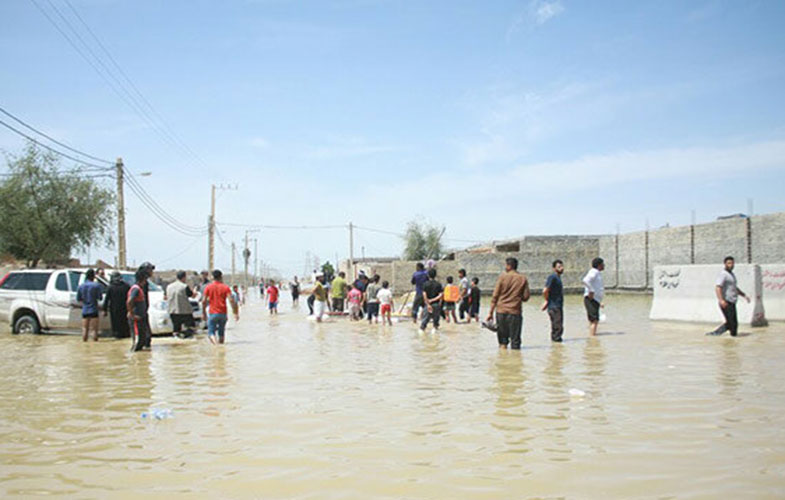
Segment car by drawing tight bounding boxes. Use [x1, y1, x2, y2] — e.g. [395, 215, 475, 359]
[0, 268, 176, 336]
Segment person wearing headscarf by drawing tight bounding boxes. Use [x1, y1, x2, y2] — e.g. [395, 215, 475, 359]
[103, 271, 131, 338]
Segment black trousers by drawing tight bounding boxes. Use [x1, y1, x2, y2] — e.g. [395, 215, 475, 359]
[714, 302, 739, 336]
[412, 293, 425, 320]
[129, 316, 152, 352]
[420, 304, 441, 330]
[496, 313, 523, 349]
[109, 311, 130, 338]
[307, 295, 315, 314]
[171, 313, 195, 335]
[332, 297, 344, 312]
[548, 307, 564, 342]
[459, 297, 470, 320]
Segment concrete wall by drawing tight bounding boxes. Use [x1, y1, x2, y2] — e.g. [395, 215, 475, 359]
[364, 212, 785, 300]
[761, 264, 785, 321]
[694, 218, 748, 265]
[453, 236, 600, 293]
[650, 264, 767, 326]
[753, 213, 785, 263]
[617, 231, 647, 288]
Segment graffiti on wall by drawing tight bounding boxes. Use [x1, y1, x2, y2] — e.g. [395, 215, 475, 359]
[657, 268, 681, 289]
[763, 269, 785, 292]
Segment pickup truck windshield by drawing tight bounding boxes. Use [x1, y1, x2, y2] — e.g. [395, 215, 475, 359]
[120, 273, 162, 292]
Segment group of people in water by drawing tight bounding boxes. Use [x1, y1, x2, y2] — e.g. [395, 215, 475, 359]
[284, 256, 609, 350]
[73, 252, 745, 351]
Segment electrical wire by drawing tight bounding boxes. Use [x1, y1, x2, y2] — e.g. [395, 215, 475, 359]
[157, 235, 204, 265]
[0, 105, 114, 165]
[0, 117, 113, 171]
[123, 178, 207, 237]
[60, 0, 209, 169]
[215, 222, 347, 230]
[122, 167, 207, 234]
[28, 0, 208, 170]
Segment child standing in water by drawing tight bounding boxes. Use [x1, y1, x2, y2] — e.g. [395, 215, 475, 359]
[442, 276, 460, 324]
[347, 284, 363, 321]
[469, 277, 481, 322]
[377, 281, 395, 326]
[266, 280, 279, 315]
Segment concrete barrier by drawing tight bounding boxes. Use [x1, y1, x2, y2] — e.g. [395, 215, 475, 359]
[650, 264, 767, 326]
[761, 264, 785, 321]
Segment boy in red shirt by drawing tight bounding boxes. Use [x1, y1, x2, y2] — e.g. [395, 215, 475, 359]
[266, 280, 279, 315]
[201, 269, 239, 344]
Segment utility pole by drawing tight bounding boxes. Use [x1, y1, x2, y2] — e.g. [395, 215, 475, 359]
[116, 158, 127, 269]
[208, 184, 216, 271]
[254, 238, 258, 284]
[348, 221, 354, 279]
[231, 242, 236, 285]
[243, 231, 250, 288]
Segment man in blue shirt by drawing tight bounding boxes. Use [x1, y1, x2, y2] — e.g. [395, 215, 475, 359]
[410, 262, 429, 323]
[76, 268, 103, 342]
[542, 260, 565, 342]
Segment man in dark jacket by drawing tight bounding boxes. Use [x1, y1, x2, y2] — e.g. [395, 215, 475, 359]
[103, 271, 130, 338]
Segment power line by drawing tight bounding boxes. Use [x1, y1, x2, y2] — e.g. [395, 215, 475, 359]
[215, 222, 346, 230]
[60, 0, 208, 169]
[28, 0, 207, 169]
[0, 117, 112, 171]
[123, 168, 206, 232]
[0, 105, 113, 165]
[157, 234, 204, 265]
[122, 171, 207, 237]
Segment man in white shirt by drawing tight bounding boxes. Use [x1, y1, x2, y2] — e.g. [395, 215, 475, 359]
[707, 256, 750, 337]
[582, 257, 605, 336]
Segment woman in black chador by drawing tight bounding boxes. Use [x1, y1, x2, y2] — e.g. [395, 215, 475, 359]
[103, 271, 130, 338]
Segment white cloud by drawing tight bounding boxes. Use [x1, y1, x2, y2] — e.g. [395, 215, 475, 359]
[506, 0, 565, 40]
[250, 137, 270, 149]
[459, 80, 600, 166]
[303, 136, 396, 160]
[534, 0, 565, 25]
[364, 139, 785, 212]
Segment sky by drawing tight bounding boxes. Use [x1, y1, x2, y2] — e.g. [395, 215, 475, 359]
[1, 0, 784, 277]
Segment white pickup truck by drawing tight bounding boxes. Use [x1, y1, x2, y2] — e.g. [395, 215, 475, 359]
[0, 268, 187, 335]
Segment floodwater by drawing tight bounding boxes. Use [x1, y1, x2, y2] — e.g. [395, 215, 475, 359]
[1, 294, 784, 499]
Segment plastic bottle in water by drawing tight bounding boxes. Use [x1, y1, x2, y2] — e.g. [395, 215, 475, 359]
[141, 408, 173, 420]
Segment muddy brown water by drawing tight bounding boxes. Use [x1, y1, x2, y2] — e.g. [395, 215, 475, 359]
[1, 294, 784, 498]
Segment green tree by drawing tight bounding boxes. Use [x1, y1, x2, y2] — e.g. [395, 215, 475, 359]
[321, 260, 335, 281]
[0, 142, 115, 267]
[403, 220, 445, 261]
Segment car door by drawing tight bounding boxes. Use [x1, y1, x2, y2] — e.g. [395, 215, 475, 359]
[95, 277, 111, 333]
[44, 271, 73, 329]
[67, 271, 84, 330]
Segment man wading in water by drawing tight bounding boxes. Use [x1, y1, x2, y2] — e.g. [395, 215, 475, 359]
[542, 260, 565, 342]
[202, 269, 239, 344]
[487, 257, 530, 350]
[582, 257, 605, 337]
[127, 270, 151, 352]
[411, 262, 428, 323]
[707, 256, 750, 337]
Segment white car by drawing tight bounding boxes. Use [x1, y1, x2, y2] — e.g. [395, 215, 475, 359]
[0, 268, 174, 335]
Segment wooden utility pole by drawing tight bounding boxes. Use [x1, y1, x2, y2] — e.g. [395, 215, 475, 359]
[208, 184, 216, 271]
[348, 221, 354, 279]
[231, 241, 236, 285]
[243, 231, 250, 287]
[116, 158, 127, 269]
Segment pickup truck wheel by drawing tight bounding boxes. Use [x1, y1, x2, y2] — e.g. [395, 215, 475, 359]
[14, 314, 41, 335]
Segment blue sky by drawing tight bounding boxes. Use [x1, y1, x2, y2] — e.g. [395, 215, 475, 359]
[1, 0, 784, 276]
